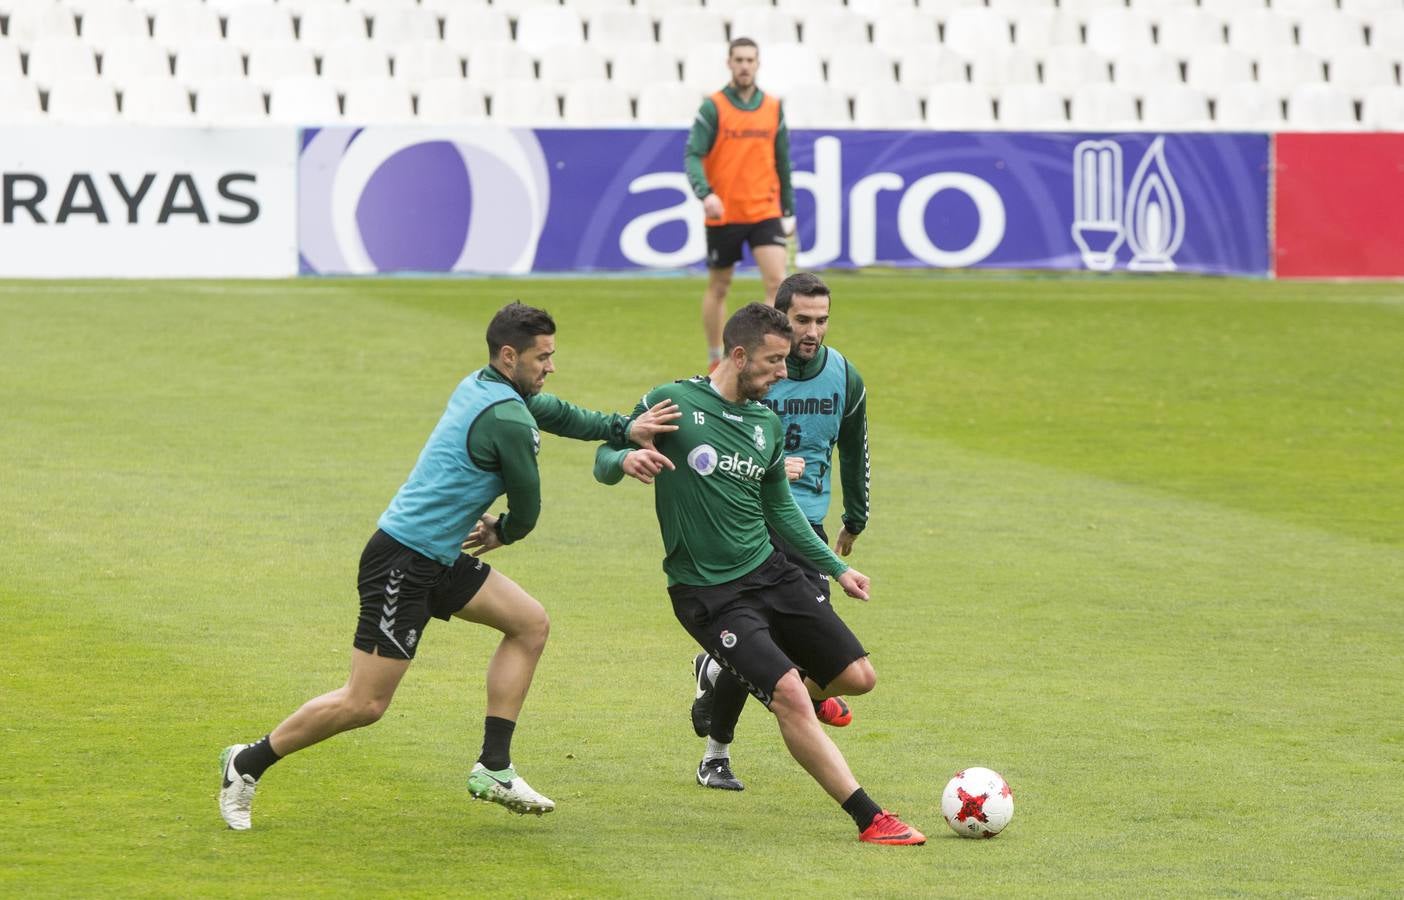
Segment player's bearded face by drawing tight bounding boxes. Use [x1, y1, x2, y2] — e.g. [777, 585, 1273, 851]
[786, 294, 830, 361]
[728, 49, 758, 88]
[508, 334, 556, 397]
[737, 333, 790, 402]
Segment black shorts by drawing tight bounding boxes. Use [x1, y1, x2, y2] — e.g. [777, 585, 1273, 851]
[353, 529, 491, 660]
[668, 551, 866, 706]
[706, 218, 786, 269]
[768, 522, 831, 601]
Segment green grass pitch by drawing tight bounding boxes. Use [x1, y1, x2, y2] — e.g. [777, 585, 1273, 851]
[2, 274, 1401, 897]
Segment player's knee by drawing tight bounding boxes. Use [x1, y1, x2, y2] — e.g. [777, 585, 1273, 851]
[768, 673, 813, 722]
[344, 694, 391, 728]
[516, 602, 550, 654]
[845, 658, 877, 696]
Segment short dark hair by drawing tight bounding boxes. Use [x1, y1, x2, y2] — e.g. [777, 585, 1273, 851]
[728, 37, 758, 56]
[774, 272, 831, 313]
[723, 302, 791, 354]
[486, 301, 555, 358]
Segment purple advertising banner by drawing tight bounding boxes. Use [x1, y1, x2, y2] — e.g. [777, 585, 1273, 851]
[298, 128, 1269, 277]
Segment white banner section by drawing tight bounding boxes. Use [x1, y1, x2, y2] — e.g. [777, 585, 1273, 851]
[1, 127, 297, 277]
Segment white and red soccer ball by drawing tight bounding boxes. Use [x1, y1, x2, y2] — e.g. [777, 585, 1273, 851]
[941, 767, 1014, 838]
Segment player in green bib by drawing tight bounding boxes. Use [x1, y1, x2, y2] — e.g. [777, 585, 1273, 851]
[595, 303, 925, 845]
[688, 273, 872, 788]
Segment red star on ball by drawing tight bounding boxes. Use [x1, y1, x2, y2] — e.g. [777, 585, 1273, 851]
[955, 787, 989, 823]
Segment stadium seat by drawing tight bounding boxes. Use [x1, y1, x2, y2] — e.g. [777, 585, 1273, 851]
[369, 7, 441, 46]
[1140, 84, 1212, 129]
[1085, 9, 1156, 58]
[780, 83, 851, 128]
[79, 3, 153, 50]
[795, 10, 869, 58]
[1059, 0, 1126, 16]
[584, 9, 657, 56]
[1328, 51, 1400, 96]
[568, 0, 636, 13]
[173, 39, 245, 89]
[680, 42, 733, 93]
[1111, 50, 1182, 92]
[1156, 8, 1227, 51]
[26, 36, 99, 90]
[1361, 85, 1404, 129]
[488, 79, 561, 125]
[851, 83, 923, 128]
[870, 10, 940, 57]
[342, 78, 416, 123]
[608, 46, 681, 92]
[1270, 0, 1340, 15]
[441, 8, 513, 49]
[100, 39, 171, 82]
[149, 1, 222, 52]
[246, 41, 317, 90]
[6, 2, 78, 50]
[918, 0, 987, 16]
[1069, 83, 1138, 130]
[924, 82, 997, 129]
[897, 48, 969, 89]
[1226, 10, 1296, 55]
[997, 84, 1066, 129]
[848, 0, 921, 15]
[46, 76, 119, 123]
[1184, 46, 1255, 92]
[1010, 9, 1082, 51]
[537, 44, 608, 92]
[280, 0, 356, 14]
[298, 6, 371, 51]
[969, 48, 1040, 97]
[355, 0, 425, 14]
[0, 78, 44, 122]
[778, 0, 845, 12]
[515, 7, 585, 56]
[0, 40, 20, 80]
[320, 41, 392, 90]
[636, 0, 706, 12]
[1213, 82, 1284, 129]
[120, 76, 193, 123]
[390, 40, 464, 86]
[943, 7, 1013, 56]
[1371, 11, 1404, 52]
[824, 45, 897, 92]
[464, 42, 535, 84]
[988, 0, 1058, 11]
[635, 81, 705, 126]
[224, 6, 296, 51]
[193, 78, 267, 125]
[1297, 12, 1369, 59]
[415, 77, 488, 123]
[561, 79, 634, 125]
[1342, 0, 1404, 17]
[657, 9, 727, 52]
[752, 42, 824, 98]
[1256, 47, 1326, 95]
[1285, 83, 1361, 130]
[1041, 45, 1111, 94]
[1128, 0, 1200, 11]
[268, 75, 341, 124]
[729, 9, 800, 46]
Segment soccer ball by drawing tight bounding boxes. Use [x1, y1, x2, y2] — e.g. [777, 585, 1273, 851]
[941, 767, 1014, 838]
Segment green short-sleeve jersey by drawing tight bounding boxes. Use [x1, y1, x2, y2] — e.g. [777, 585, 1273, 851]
[599, 377, 847, 587]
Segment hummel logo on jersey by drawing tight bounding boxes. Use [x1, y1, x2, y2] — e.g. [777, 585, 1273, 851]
[721, 410, 742, 422]
[816, 594, 827, 604]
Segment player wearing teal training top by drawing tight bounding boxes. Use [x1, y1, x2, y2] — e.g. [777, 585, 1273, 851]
[689, 273, 870, 789]
[595, 303, 925, 845]
[218, 302, 678, 831]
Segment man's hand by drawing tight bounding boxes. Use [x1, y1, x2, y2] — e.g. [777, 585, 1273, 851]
[836, 568, 870, 601]
[784, 456, 805, 481]
[627, 400, 681, 449]
[703, 193, 724, 221]
[621, 448, 674, 484]
[462, 513, 504, 557]
[834, 526, 858, 557]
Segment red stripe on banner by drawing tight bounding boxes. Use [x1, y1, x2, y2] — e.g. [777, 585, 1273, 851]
[1275, 133, 1404, 278]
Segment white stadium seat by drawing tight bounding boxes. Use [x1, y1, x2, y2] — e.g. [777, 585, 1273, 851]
[925, 83, 997, 129]
[268, 75, 341, 124]
[609, 46, 681, 92]
[852, 83, 923, 128]
[298, 6, 371, 51]
[1111, 50, 1182, 92]
[194, 79, 268, 125]
[1255, 47, 1326, 95]
[968, 47, 1040, 97]
[635, 81, 705, 126]
[1226, 10, 1296, 55]
[728, 8, 800, 46]
[1185, 46, 1255, 92]
[943, 8, 1013, 56]
[0, 40, 20, 80]
[562, 79, 634, 125]
[585, 9, 656, 56]
[26, 36, 99, 90]
[1059, 0, 1127, 19]
[1085, 9, 1156, 58]
[635, 0, 705, 11]
[1128, 0, 1200, 12]
[46, 76, 119, 123]
[988, 0, 1059, 11]
[246, 41, 317, 89]
[898, 48, 969, 89]
[1371, 11, 1404, 50]
[1271, 0, 1340, 15]
[120, 76, 193, 124]
[6, 2, 78, 50]
[515, 7, 585, 56]
[224, 6, 296, 51]
[390, 41, 465, 86]
[1140, 84, 1212, 130]
[415, 77, 488, 123]
[537, 44, 609, 91]
[680, 42, 731, 93]
[1069, 83, 1138, 130]
[825, 45, 897, 92]
[1328, 51, 1400, 96]
[1041, 45, 1111, 93]
[441, 8, 513, 49]
[1341, 0, 1404, 17]
[488, 79, 561, 125]
[997, 84, 1066, 129]
[79, 4, 153, 50]
[173, 39, 246, 89]
[780, 83, 850, 128]
[657, 9, 727, 52]
[1156, 8, 1227, 51]
[1361, 85, 1404, 129]
[568, 0, 636, 13]
[1297, 12, 1369, 59]
[752, 42, 824, 98]
[320, 41, 392, 90]
[149, 1, 222, 52]
[778, 0, 844, 11]
[0, 78, 44, 122]
[464, 42, 535, 84]
[342, 78, 416, 123]
[870, 10, 940, 57]
[796, 10, 870, 58]
[1010, 9, 1081, 51]
[1286, 83, 1360, 130]
[919, 0, 990, 19]
[100, 39, 171, 83]
[369, 8, 441, 46]
[1213, 82, 1284, 129]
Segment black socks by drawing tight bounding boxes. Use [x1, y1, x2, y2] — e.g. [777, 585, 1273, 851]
[842, 787, 882, 832]
[478, 716, 516, 771]
[234, 735, 282, 781]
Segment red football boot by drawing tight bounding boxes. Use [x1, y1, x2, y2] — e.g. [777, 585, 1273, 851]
[859, 810, 927, 846]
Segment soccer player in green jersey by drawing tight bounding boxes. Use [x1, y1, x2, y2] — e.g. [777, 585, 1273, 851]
[689, 273, 869, 788]
[218, 302, 678, 830]
[595, 303, 925, 845]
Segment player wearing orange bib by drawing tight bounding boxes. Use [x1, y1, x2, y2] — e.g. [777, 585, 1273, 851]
[684, 37, 796, 372]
